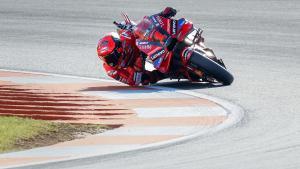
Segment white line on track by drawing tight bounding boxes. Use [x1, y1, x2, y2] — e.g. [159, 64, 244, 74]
[0, 69, 244, 169]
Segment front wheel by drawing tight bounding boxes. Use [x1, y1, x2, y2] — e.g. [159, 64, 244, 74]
[189, 51, 234, 85]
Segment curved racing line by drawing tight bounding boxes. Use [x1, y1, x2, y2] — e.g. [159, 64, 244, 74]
[0, 69, 244, 169]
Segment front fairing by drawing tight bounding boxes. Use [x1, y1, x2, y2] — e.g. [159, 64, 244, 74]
[133, 16, 171, 72]
[133, 15, 194, 73]
[133, 17, 155, 40]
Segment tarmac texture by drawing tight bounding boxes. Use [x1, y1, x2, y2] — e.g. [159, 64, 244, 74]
[0, 0, 299, 169]
[0, 70, 240, 168]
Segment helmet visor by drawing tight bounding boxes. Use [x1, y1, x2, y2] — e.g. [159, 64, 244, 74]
[105, 50, 121, 67]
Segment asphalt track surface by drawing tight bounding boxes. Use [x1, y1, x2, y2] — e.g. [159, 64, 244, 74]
[0, 0, 299, 169]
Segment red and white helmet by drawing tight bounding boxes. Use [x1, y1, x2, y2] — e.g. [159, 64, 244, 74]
[97, 32, 122, 67]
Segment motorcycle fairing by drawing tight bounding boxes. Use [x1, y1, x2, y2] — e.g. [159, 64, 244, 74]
[158, 51, 172, 73]
[136, 40, 163, 56]
[153, 57, 163, 69]
[136, 39, 166, 70]
[135, 15, 193, 73]
[177, 18, 186, 32]
[150, 15, 177, 38]
[177, 21, 193, 42]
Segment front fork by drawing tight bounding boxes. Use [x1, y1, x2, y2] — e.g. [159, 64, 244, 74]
[169, 42, 204, 81]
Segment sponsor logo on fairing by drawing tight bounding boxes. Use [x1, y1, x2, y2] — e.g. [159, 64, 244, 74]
[151, 49, 165, 60]
[172, 20, 177, 35]
[138, 41, 149, 45]
[137, 41, 151, 50]
[139, 45, 151, 50]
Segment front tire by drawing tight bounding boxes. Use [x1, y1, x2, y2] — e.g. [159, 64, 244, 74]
[189, 51, 234, 85]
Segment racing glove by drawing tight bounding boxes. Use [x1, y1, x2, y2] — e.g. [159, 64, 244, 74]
[141, 70, 166, 85]
[159, 7, 177, 18]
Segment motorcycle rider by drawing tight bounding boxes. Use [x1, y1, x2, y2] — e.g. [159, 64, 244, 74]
[97, 7, 177, 86]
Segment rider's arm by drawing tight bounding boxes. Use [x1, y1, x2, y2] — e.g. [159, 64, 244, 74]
[103, 63, 165, 86]
[141, 70, 166, 85]
[158, 7, 177, 18]
[103, 63, 142, 86]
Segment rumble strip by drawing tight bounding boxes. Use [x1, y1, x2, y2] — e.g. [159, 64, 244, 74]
[0, 70, 243, 168]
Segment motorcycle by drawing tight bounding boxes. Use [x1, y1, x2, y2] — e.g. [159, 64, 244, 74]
[114, 12, 234, 85]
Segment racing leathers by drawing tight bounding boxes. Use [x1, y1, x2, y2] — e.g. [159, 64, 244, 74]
[101, 7, 177, 86]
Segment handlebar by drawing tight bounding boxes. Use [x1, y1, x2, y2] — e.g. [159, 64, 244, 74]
[113, 21, 133, 30]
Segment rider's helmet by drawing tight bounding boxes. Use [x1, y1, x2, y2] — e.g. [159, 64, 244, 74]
[97, 32, 122, 67]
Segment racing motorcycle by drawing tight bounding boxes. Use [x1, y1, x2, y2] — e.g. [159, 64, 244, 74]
[114, 12, 234, 85]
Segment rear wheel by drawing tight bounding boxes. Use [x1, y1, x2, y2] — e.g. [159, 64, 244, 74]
[189, 51, 234, 85]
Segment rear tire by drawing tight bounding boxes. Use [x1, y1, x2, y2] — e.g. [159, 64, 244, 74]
[189, 51, 234, 85]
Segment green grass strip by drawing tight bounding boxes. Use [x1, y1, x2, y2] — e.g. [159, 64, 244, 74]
[0, 116, 107, 153]
[0, 116, 56, 152]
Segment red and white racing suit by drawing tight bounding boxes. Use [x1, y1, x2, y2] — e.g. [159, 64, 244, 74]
[102, 7, 176, 86]
[102, 30, 162, 86]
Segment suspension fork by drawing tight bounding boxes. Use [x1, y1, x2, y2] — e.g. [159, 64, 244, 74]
[170, 42, 204, 81]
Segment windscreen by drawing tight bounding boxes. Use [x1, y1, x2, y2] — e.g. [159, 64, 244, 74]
[133, 17, 155, 40]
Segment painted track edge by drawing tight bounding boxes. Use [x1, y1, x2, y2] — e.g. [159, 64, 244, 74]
[0, 69, 244, 169]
